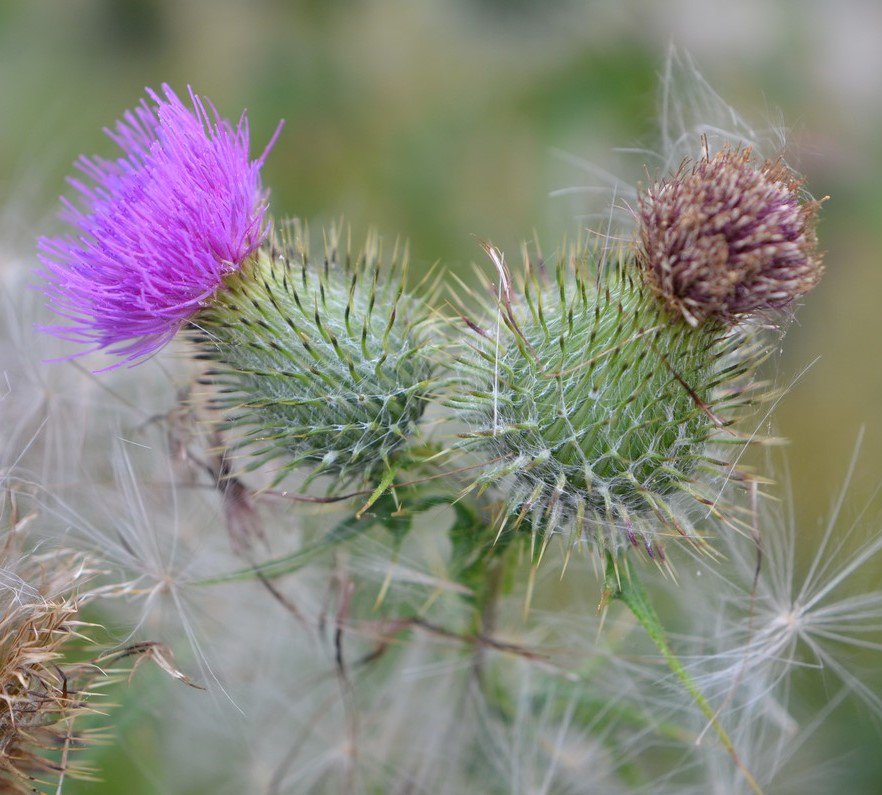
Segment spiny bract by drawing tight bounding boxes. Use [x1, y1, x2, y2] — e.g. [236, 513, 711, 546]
[451, 245, 765, 558]
[190, 224, 436, 487]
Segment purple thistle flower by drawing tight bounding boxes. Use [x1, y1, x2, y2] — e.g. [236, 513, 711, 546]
[636, 147, 824, 326]
[37, 85, 281, 367]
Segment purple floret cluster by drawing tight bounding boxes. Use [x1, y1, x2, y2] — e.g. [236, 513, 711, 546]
[38, 85, 278, 366]
[636, 147, 823, 327]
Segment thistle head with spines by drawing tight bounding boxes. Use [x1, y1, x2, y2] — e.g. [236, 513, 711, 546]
[450, 137, 824, 562]
[190, 222, 437, 488]
[450, 241, 769, 560]
[34, 83, 825, 564]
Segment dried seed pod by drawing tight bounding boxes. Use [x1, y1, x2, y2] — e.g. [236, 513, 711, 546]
[0, 499, 102, 791]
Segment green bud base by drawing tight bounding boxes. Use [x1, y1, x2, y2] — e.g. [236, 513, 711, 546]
[452, 246, 765, 557]
[189, 226, 436, 488]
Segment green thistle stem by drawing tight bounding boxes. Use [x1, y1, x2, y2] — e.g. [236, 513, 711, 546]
[602, 553, 764, 795]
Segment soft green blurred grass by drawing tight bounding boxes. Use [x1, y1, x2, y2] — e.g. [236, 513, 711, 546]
[3, 1, 882, 791]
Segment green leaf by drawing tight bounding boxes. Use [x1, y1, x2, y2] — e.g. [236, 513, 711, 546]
[195, 491, 450, 586]
[194, 513, 367, 586]
[356, 463, 400, 519]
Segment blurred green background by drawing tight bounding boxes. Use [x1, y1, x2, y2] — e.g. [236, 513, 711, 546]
[2, 0, 882, 791]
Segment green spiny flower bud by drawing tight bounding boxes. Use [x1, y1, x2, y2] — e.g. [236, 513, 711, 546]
[451, 243, 765, 558]
[190, 223, 436, 487]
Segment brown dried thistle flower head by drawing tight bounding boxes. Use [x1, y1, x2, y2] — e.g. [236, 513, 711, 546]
[636, 146, 824, 326]
[0, 488, 199, 792]
[0, 497, 104, 792]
